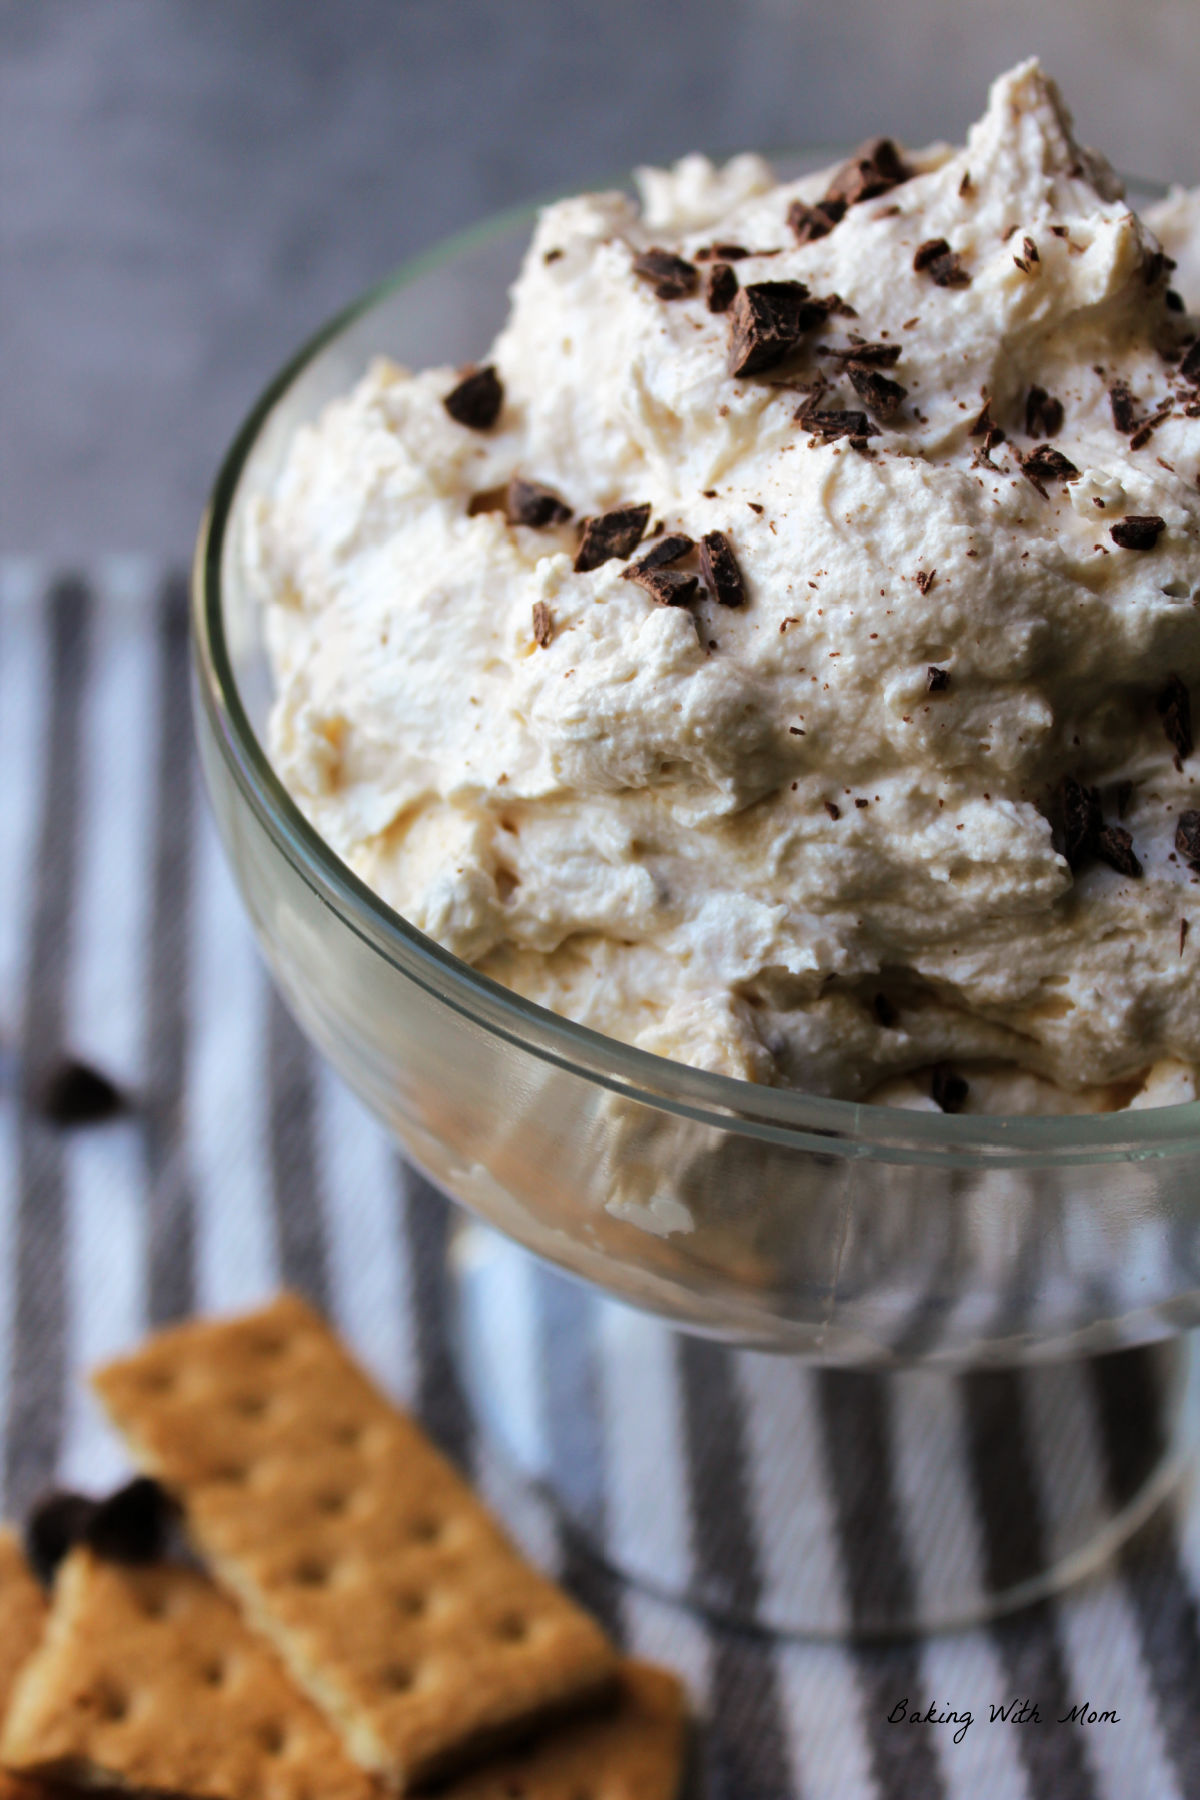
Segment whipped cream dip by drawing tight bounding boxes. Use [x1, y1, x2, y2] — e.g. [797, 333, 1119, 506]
[250, 61, 1200, 1114]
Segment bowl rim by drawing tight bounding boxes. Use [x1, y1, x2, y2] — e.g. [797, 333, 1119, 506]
[191, 167, 1200, 1168]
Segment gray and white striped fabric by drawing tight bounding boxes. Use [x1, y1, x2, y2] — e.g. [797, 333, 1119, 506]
[2, 558, 1199, 1800]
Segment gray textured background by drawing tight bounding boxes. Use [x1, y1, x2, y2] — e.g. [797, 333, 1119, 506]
[4, 0, 1200, 556]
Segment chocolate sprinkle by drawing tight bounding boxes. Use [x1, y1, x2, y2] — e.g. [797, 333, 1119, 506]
[1025, 385, 1063, 438]
[625, 533, 695, 573]
[86, 1478, 175, 1566]
[574, 503, 651, 572]
[626, 567, 699, 607]
[847, 364, 907, 420]
[699, 530, 746, 608]
[26, 1492, 98, 1588]
[1176, 809, 1200, 869]
[705, 261, 738, 314]
[931, 1066, 969, 1113]
[507, 477, 572, 529]
[531, 601, 554, 647]
[1095, 824, 1143, 878]
[787, 197, 847, 245]
[1109, 381, 1139, 434]
[1020, 444, 1079, 497]
[35, 1057, 125, 1127]
[632, 248, 699, 300]
[927, 665, 950, 692]
[727, 281, 824, 377]
[1055, 776, 1104, 871]
[1110, 514, 1165, 550]
[443, 365, 503, 430]
[1156, 673, 1193, 760]
[825, 137, 911, 208]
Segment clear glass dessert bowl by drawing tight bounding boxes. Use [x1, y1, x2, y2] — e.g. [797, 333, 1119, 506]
[192, 164, 1200, 1632]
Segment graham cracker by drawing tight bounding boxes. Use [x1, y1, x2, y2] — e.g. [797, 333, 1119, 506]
[0, 1531, 46, 1720]
[1, 1548, 380, 1799]
[92, 1294, 618, 1791]
[435, 1660, 686, 1800]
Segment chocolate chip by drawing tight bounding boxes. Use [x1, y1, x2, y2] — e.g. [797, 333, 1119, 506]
[574, 504, 651, 572]
[727, 281, 824, 377]
[507, 478, 572, 529]
[1025, 386, 1063, 438]
[1109, 381, 1139, 434]
[86, 1478, 176, 1565]
[847, 364, 907, 420]
[625, 533, 694, 573]
[699, 531, 746, 608]
[1095, 824, 1143, 878]
[1156, 673, 1193, 760]
[531, 601, 554, 647]
[786, 197, 846, 245]
[26, 1491, 98, 1588]
[913, 238, 970, 286]
[1020, 444, 1079, 497]
[825, 138, 911, 207]
[626, 567, 699, 607]
[873, 992, 897, 1029]
[931, 1066, 969, 1113]
[632, 248, 698, 300]
[443, 365, 503, 430]
[927, 664, 950, 691]
[824, 800, 841, 821]
[1176, 809, 1200, 868]
[1054, 776, 1104, 871]
[705, 261, 738, 314]
[35, 1058, 125, 1127]
[915, 571, 936, 596]
[1110, 515, 1165, 550]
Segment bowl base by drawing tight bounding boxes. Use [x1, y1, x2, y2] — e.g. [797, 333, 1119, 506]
[450, 1220, 1199, 1637]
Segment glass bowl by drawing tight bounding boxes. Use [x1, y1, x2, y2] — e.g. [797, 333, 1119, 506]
[191, 164, 1200, 1374]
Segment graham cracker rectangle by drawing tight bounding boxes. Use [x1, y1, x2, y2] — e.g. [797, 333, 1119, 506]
[1, 1548, 380, 1800]
[93, 1294, 618, 1792]
[435, 1660, 686, 1800]
[0, 1531, 46, 1720]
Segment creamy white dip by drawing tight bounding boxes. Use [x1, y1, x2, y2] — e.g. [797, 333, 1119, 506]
[251, 61, 1200, 1113]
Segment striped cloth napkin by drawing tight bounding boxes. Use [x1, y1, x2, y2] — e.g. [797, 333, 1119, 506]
[1, 557, 1198, 1800]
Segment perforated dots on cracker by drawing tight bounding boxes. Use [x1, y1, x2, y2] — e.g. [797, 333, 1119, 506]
[93, 1294, 618, 1792]
[1, 1549, 379, 1800]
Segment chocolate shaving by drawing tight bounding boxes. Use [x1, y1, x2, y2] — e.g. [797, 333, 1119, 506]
[847, 364, 907, 420]
[931, 1066, 969, 1113]
[466, 485, 508, 517]
[1176, 809, 1200, 869]
[1054, 776, 1104, 871]
[1109, 381, 1139, 434]
[26, 1492, 98, 1588]
[796, 403, 880, 446]
[1179, 340, 1200, 384]
[820, 341, 902, 369]
[913, 238, 971, 286]
[699, 530, 746, 608]
[727, 281, 824, 377]
[1156, 673, 1193, 760]
[507, 477, 572, 528]
[1025, 386, 1063, 438]
[574, 503, 651, 572]
[1167, 289, 1185, 312]
[926, 664, 950, 690]
[915, 571, 936, 596]
[913, 238, 951, 271]
[787, 197, 847, 245]
[826, 137, 911, 207]
[86, 1478, 176, 1566]
[1110, 514, 1165, 550]
[824, 800, 841, 821]
[443, 365, 503, 430]
[1020, 444, 1079, 498]
[632, 248, 698, 300]
[972, 426, 1006, 469]
[1095, 824, 1143, 878]
[35, 1058, 126, 1127]
[1013, 235, 1041, 273]
[968, 396, 1003, 440]
[625, 533, 695, 573]
[531, 601, 554, 647]
[705, 261, 738, 314]
[1129, 404, 1173, 451]
[626, 567, 699, 607]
